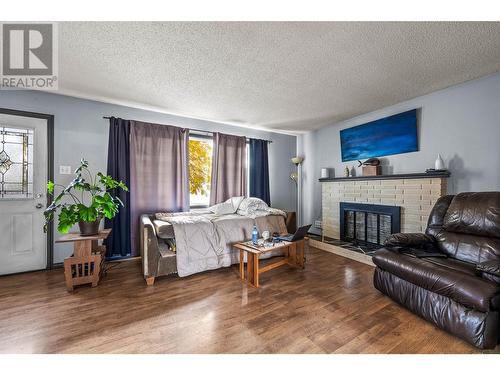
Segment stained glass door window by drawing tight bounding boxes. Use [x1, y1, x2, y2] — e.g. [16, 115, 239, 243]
[0, 126, 34, 199]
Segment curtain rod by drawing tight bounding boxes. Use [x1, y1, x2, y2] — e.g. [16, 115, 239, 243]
[102, 116, 272, 143]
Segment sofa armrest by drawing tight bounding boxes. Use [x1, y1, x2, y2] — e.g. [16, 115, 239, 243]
[477, 259, 500, 277]
[140, 214, 161, 278]
[384, 232, 436, 249]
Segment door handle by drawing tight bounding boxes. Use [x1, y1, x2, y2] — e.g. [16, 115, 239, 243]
[35, 203, 44, 209]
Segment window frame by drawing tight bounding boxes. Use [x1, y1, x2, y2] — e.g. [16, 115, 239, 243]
[187, 132, 251, 209]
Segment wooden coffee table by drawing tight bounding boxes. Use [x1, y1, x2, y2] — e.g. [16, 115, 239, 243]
[233, 239, 305, 288]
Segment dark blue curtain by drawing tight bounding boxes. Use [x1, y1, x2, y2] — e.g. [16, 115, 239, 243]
[249, 138, 271, 205]
[104, 117, 131, 258]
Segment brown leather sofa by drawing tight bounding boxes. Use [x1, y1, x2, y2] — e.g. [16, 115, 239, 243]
[373, 192, 500, 349]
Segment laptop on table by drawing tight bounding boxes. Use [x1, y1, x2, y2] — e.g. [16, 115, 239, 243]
[276, 224, 312, 242]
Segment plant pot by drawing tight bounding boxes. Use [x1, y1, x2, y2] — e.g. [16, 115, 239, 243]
[78, 218, 101, 236]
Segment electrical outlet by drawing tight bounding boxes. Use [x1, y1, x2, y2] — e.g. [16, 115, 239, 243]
[59, 165, 72, 175]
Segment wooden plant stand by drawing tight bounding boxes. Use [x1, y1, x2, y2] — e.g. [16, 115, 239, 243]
[233, 239, 305, 288]
[56, 229, 111, 292]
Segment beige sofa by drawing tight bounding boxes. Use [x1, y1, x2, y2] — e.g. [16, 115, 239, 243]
[140, 212, 294, 285]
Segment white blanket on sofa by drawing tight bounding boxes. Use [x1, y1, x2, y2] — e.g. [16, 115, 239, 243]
[161, 211, 287, 277]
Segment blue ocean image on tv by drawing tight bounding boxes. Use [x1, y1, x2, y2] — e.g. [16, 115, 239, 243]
[340, 109, 418, 162]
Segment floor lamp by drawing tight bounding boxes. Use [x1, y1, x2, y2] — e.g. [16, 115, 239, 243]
[291, 156, 304, 227]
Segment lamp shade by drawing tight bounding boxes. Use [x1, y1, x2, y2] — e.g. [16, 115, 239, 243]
[291, 156, 304, 165]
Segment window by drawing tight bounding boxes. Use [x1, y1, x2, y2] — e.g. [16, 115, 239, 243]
[188, 134, 252, 208]
[188, 135, 213, 207]
[0, 126, 33, 199]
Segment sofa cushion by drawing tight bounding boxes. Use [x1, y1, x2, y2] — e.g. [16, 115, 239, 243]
[426, 195, 454, 230]
[153, 220, 175, 239]
[422, 256, 477, 276]
[443, 192, 500, 239]
[435, 231, 500, 264]
[373, 248, 500, 312]
[384, 232, 436, 249]
[476, 259, 500, 285]
[477, 259, 500, 277]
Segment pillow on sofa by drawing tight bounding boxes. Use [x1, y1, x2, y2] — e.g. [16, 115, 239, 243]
[209, 196, 245, 215]
[227, 196, 245, 211]
[209, 201, 237, 215]
[237, 197, 269, 216]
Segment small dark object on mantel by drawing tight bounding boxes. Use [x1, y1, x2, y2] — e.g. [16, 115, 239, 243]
[425, 168, 448, 174]
[357, 158, 381, 167]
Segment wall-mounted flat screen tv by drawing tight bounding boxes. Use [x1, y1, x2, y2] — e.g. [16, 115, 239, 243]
[340, 109, 418, 162]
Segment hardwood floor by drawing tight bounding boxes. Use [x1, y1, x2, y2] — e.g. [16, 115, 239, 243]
[0, 244, 497, 354]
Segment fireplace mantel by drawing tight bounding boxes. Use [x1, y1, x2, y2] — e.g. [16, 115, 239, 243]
[319, 171, 450, 182]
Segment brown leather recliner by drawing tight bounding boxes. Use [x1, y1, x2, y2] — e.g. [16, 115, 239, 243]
[373, 192, 500, 349]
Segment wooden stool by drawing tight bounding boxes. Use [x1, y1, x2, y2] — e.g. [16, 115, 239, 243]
[56, 229, 111, 291]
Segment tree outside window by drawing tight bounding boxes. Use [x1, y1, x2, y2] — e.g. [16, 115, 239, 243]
[188, 137, 212, 207]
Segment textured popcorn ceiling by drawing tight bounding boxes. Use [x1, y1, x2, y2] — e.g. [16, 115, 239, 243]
[58, 22, 500, 133]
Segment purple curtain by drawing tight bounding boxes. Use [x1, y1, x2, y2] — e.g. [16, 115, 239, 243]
[130, 121, 189, 253]
[210, 132, 247, 205]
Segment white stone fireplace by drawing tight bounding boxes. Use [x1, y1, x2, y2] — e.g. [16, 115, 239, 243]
[310, 172, 449, 265]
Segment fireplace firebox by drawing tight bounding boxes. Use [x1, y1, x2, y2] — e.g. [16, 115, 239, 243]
[340, 202, 401, 248]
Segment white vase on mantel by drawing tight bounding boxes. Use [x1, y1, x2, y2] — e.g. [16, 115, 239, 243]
[435, 154, 445, 170]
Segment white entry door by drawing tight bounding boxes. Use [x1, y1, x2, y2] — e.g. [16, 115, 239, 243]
[0, 112, 49, 275]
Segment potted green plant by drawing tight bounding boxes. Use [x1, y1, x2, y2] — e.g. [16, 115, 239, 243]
[44, 159, 128, 236]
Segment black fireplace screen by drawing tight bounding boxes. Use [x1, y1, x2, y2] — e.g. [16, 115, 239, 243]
[340, 202, 401, 246]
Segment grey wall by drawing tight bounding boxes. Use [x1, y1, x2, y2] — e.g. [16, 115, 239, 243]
[0, 90, 297, 263]
[298, 72, 500, 229]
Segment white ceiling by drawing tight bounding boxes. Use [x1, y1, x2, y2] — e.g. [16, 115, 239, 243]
[58, 22, 500, 133]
